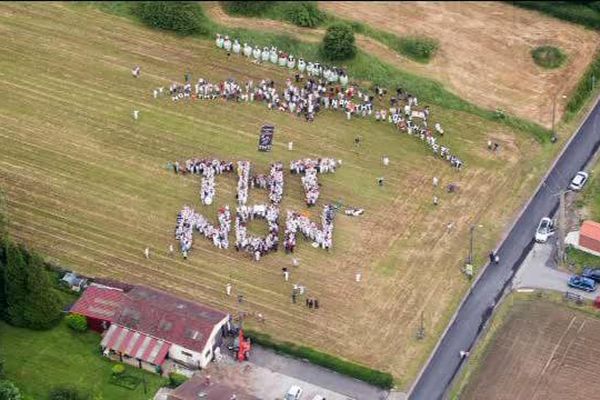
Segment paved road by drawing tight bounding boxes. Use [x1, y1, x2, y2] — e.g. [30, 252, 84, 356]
[409, 96, 600, 400]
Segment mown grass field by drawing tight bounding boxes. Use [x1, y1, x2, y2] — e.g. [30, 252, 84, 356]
[0, 3, 558, 386]
[0, 320, 165, 399]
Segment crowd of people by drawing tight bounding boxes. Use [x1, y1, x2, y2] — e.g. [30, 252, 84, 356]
[158, 74, 463, 170]
[290, 158, 340, 205]
[235, 204, 280, 261]
[172, 158, 234, 205]
[175, 205, 232, 258]
[236, 160, 251, 205]
[215, 34, 350, 85]
[284, 205, 335, 253]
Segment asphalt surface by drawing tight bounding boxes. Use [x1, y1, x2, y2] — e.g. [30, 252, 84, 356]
[513, 242, 598, 301]
[409, 96, 600, 400]
[251, 345, 387, 400]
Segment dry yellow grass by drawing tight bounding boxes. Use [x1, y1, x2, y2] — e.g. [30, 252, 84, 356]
[0, 3, 556, 386]
[320, 1, 600, 129]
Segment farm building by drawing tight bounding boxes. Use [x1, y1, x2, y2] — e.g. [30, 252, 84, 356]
[70, 284, 230, 373]
[578, 220, 600, 254]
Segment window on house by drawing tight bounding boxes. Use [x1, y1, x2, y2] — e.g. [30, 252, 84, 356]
[205, 349, 211, 358]
[181, 351, 193, 357]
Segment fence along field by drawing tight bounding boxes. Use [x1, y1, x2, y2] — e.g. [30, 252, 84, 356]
[0, 3, 550, 386]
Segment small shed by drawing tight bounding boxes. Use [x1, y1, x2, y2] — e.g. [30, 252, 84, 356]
[579, 220, 600, 254]
[61, 272, 88, 292]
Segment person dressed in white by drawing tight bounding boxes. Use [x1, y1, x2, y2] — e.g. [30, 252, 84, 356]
[226, 283, 232, 296]
[133, 110, 139, 120]
[144, 247, 150, 259]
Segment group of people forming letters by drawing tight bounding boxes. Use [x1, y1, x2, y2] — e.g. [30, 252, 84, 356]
[173, 157, 340, 260]
[156, 75, 463, 170]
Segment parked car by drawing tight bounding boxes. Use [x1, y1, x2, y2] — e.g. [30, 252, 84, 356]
[568, 275, 597, 292]
[535, 217, 555, 243]
[311, 396, 326, 400]
[285, 386, 303, 400]
[569, 171, 589, 191]
[582, 267, 600, 282]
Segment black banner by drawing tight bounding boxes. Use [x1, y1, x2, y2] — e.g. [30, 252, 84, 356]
[258, 125, 274, 151]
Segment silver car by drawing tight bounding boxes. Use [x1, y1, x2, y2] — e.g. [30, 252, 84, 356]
[569, 171, 589, 191]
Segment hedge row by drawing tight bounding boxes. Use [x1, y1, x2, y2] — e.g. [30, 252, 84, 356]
[223, 2, 325, 28]
[564, 50, 600, 121]
[511, 1, 600, 30]
[244, 329, 394, 389]
[133, 2, 211, 36]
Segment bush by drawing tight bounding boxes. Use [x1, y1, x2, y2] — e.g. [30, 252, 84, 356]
[65, 314, 87, 333]
[321, 22, 356, 61]
[531, 45, 567, 69]
[283, 2, 324, 28]
[47, 387, 88, 400]
[397, 36, 439, 63]
[223, 1, 275, 17]
[133, 2, 209, 36]
[244, 330, 394, 389]
[0, 380, 21, 400]
[167, 372, 188, 388]
[111, 364, 125, 377]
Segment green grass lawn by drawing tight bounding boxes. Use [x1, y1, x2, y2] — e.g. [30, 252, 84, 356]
[566, 246, 600, 273]
[0, 320, 166, 400]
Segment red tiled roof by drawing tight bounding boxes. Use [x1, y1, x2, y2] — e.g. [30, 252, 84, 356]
[113, 286, 228, 354]
[101, 324, 170, 365]
[581, 220, 600, 242]
[72, 284, 228, 355]
[70, 286, 124, 322]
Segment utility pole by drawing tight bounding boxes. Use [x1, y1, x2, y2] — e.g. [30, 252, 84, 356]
[468, 225, 475, 265]
[557, 190, 567, 264]
[417, 310, 425, 340]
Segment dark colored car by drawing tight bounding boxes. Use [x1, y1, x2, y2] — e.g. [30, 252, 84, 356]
[582, 267, 600, 283]
[568, 275, 597, 292]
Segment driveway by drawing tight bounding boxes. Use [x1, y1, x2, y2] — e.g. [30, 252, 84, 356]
[513, 242, 598, 301]
[250, 345, 388, 400]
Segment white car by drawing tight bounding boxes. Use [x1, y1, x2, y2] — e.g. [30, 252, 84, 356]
[311, 396, 326, 400]
[285, 386, 303, 400]
[535, 217, 555, 243]
[569, 171, 589, 191]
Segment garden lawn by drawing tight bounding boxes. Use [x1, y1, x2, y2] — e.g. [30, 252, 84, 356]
[0, 321, 166, 400]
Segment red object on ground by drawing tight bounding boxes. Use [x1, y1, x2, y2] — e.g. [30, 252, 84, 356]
[594, 296, 600, 309]
[579, 220, 600, 253]
[237, 329, 251, 362]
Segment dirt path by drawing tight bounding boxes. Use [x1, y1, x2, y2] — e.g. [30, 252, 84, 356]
[321, 1, 600, 129]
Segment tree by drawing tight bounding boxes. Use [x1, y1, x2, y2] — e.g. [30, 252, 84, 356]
[21, 252, 62, 330]
[284, 2, 324, 28]
[133, 2, 209, 36]
[0, 380, 21, 400]
[1, 240, 61, 330]
[3, 242, 27, 327]
[65, 314, 87, 333]
[321, 22, 356, 61]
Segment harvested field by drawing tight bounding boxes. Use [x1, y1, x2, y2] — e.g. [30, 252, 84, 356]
[320, 1, 600, 128]
[463, 299, 600, 400]
[0, 3, 550, 386]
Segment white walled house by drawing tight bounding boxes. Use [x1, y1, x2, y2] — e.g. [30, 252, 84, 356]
[71, 284, 229, 373]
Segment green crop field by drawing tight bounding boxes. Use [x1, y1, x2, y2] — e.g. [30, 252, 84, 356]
[0, 3, 558, 387]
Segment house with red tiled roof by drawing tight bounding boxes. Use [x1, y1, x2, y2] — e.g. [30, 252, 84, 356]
[70, 284, 230, 373]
